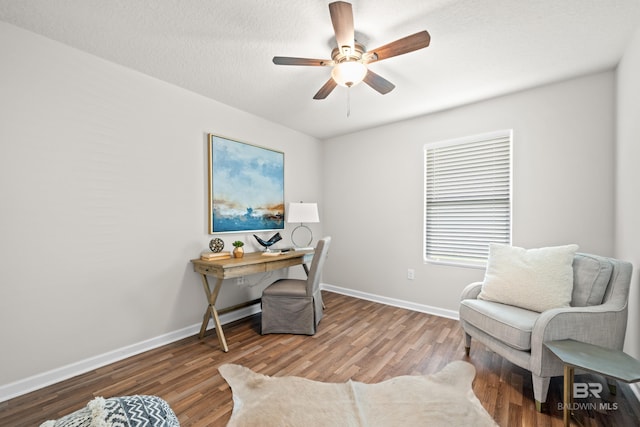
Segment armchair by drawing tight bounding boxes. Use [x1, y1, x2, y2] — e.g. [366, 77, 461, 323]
[459, 252, 633, 411]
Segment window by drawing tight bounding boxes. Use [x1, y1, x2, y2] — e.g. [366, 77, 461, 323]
[424, 130, 512, 267]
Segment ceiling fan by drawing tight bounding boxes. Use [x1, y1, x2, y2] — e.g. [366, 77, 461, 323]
[273, 1, 430, 100]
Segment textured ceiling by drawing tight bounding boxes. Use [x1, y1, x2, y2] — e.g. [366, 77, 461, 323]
[1, 0, 640, 139]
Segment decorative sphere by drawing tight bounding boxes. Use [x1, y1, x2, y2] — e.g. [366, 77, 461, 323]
[209, 238, 224, 252]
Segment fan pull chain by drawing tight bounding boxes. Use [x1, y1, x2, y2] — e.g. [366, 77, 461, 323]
[346, 86, 351, 117]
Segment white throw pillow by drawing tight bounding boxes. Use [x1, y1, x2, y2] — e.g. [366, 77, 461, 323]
[477, 243, 579, 312]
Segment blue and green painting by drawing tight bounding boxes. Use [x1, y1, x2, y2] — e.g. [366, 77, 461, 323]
[210, 135, 284, 233]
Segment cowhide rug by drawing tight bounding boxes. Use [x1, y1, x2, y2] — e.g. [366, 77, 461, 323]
[218, 360, 498, 426]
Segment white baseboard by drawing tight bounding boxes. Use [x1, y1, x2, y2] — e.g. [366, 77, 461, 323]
[321, 283, 460, 320]
[0, 304, 261, 403]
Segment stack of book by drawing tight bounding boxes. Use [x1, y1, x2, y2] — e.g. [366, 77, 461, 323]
[200, 251, 231, 261]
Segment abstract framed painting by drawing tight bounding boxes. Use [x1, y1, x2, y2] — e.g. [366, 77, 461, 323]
[208, 134, 285, 234]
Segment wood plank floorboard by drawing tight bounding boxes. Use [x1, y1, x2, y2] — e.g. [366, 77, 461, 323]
[1, 291, 638, 426]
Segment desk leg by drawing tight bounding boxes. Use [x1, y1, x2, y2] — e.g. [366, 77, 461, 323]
[563, 365, 574, 427]
[198, 274, 229, 352]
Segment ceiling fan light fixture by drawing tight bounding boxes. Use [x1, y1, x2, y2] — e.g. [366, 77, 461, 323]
[331, 61, 367, 87]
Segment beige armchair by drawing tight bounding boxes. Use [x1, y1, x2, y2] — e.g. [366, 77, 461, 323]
[459, 252, 633, 411]
[261, 236, 331, 335]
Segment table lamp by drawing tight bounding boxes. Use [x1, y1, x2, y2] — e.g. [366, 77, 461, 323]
[287, 202, 319, 248]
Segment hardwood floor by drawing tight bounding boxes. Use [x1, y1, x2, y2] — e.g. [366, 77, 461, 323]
[1, 291, 638, 426]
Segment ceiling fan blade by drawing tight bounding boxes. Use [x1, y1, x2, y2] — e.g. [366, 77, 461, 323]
[273, 57, 334, 66]
[313, 78, 338, 100]
[329, 1, 355, 54]
[363, 69, 395, 95]
[365, 30, 431, 63]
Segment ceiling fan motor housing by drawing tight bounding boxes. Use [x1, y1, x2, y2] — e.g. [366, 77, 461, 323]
[331, 42, 366, 62]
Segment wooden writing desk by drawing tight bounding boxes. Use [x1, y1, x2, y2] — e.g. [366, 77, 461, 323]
[191, 250, 313, 352]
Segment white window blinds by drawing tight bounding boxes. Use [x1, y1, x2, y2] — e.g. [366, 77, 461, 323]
[424, 130, 512, 267]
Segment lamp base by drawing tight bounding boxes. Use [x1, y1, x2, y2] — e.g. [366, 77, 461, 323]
[291, 224, 313, 248]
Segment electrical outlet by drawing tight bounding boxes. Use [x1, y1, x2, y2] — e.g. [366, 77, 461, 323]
[407, 269, 415, 280]
[236, 276, 245, 285]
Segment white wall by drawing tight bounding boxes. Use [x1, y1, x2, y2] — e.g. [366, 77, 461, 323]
[0, 22, 322, 390]
[616, 27, 640, 359]
[322, 72, 616, 312]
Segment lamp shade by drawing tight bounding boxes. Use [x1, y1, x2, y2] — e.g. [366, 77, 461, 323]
[287, 202, 319, 223]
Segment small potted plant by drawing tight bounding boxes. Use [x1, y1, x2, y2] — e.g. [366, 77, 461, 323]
[232, 240, 245, 258]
